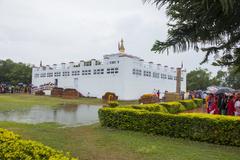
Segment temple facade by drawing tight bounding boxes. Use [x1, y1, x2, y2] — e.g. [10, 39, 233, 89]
[32, 40, 187, 100]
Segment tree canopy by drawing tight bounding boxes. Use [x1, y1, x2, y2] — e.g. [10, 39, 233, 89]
[187, 67, 240, 90]
[225, 66, 240, 89]
[144, 0, 240, 71]
[0, 59, 32, 85]
[187, 68, 212, 90]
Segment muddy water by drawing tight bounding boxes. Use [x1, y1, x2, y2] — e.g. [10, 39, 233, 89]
[0, 104, 102, 126]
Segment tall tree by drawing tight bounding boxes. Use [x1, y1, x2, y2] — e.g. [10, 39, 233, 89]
[0, 59, 32, 85]
[144, 0, 240, 71]
[187, 68, 212, 90]
[225, 67, 240, 89]
[210, 70, 227, 86]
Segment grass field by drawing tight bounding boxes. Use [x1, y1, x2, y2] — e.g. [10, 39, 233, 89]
[0, 122, 239, 160]
[0, 94, 138, 111]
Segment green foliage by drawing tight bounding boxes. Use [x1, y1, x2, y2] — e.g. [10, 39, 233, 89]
[225, 66, 240, 89]
[0, 59, 32, 85]
[193, 99, 204, 107]
[107, 101, 119, 108]
[144, 0, 240, 70]
[179, 100, 198, 110]
[119, 104, 169, 113]
[0, 128, 76, 160]
[186, 68, 224, 90]
[99, 108, 240, 146]
[117, 99, 201, 114]
[160, 102, 186, 114]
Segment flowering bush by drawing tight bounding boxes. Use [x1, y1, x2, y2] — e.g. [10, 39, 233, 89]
[0, 128, 77, 160]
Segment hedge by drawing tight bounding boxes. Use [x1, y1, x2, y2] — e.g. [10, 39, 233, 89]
[98, 108, 240, 146]
[179, 100, 198, 110]
[119, 104, 168, 113]
[193, 99, 204, 107]
[116, 99, 203, 114]
[159, 102, 186, 114]
[0, 128, 76, 160]
[107, 101, 119, 108]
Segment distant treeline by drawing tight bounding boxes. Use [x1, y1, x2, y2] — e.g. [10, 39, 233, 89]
[0, 59, 32, 85]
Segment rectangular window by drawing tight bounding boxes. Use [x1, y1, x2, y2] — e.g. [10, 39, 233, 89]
[107, 68, 119, 74]
[93, 69, 104, 75]
[62, 72, 70, 76]
[84, 61, 92, 66]
[161, 74, 167, 79]
[40, 73, 46, 78]
[153, 72, 160, 78]
[82, 70, 91, 75]
[47, 72, 53, 77]
[168, 75, 173, 80]
[72, 71, 81, 76]
[144, 71, 151, 77]
[132, 69, 142, 76]
[54, 72, 61, 77]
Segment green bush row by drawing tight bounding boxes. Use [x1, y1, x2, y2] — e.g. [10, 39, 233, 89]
[119, 104, 168, 113]
[117, 99, 203, 114]
[0, 128, 76, 160]
[98, 108, 240, 146]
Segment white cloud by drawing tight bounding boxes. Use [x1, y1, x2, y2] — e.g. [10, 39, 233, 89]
[0, 0, 222, 73]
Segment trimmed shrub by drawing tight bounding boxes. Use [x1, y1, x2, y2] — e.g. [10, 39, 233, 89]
[193, 99, 204, 107]
[179, 100, 198, 110]
[108, 101, 119, 108]
[98, 108, 240, 146]
[160, 102, 186, 114]
[0, 128, 76, 160]
[119, 104, 169, 113]
[116, 99, 200, 114]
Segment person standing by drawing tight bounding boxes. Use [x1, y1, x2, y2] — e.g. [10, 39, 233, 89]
[227, 96, 235, 116]
[218, 94, 227, 115]
[234, 94, 240, 116]
[208, 97, 219, 114]
[157, 90, 160, 99]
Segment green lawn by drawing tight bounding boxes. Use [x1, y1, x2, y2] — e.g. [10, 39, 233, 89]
[0, 94, 138, 111]
[0, 122, 239, 160]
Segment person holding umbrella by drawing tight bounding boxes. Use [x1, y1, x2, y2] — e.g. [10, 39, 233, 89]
[234, 93, 240, 116]
[227, 96, 235, 116]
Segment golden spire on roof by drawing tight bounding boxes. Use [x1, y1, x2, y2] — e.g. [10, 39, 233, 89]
[118, 38, 125, 54]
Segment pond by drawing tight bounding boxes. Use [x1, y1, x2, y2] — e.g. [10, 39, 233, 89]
[0, 104, 102, 126]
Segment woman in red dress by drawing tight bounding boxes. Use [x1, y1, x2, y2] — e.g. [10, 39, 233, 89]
[208, 96, 219, 114]
[227, 96, 235, 116]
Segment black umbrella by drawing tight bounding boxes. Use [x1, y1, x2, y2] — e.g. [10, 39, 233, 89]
[215, 87, 235, 94]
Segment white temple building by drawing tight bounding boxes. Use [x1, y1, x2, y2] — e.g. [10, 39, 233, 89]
[32, 39, 187, 100]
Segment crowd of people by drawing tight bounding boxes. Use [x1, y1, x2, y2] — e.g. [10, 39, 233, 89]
[0, 84, 31, 94]
[206, 92, 240, 116]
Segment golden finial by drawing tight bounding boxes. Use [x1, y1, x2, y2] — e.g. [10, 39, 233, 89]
[118, 38, 125, 54]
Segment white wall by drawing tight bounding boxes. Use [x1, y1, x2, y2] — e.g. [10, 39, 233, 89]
[32, 54, 187, 100]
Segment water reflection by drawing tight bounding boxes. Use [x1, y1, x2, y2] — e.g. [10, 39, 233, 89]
[0, 104, 102, 126]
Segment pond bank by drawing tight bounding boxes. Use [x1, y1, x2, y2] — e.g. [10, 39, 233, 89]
[0, 94, 138, 111]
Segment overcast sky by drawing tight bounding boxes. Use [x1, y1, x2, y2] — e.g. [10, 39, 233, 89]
[0, 0, 223, 74]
